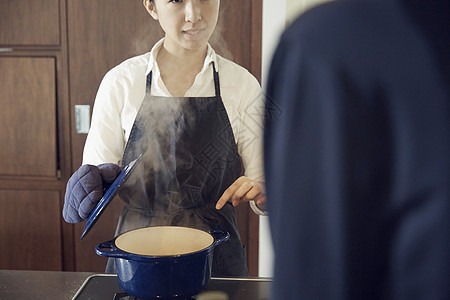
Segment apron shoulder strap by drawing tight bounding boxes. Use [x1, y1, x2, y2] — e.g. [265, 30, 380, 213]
[146, 71, 152, 94]
[212, 62, 221, 97]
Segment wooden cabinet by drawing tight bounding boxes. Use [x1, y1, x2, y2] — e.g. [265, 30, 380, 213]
[0, 0, 60, 46]
[65, 0, 164, 273]
[0, 0, 71, 271]
[66, 0, 162, 171]
[0, 190, 62, 270]
[0, 0, 262, 276]
[0, 57, 58, 177]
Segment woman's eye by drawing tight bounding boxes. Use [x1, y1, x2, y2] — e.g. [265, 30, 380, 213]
[169, 0, 182, 3]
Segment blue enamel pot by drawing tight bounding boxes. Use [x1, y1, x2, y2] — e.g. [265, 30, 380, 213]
[95, 226, 229, 299]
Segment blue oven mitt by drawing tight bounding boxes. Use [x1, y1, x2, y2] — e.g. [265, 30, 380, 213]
[63, 163, 121, 223]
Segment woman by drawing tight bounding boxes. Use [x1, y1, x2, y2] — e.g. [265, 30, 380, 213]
[63, 0, 266, 276]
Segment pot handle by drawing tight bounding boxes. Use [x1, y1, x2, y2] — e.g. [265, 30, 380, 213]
[210, 229, 230, 246]
[95, 240, 129, 259]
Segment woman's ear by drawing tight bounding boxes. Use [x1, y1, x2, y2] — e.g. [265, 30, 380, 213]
[143, 0, 158, 20]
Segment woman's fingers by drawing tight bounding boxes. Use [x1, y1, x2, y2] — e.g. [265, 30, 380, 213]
[216, 177, 243, 209]
[254, 193, 267, 210]
[230, 180, 254, 205]
[216, 176, 263, 210]
[242, 183, 262, 201]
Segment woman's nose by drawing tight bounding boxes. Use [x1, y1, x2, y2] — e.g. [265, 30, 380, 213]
[185, 0, 201, 23]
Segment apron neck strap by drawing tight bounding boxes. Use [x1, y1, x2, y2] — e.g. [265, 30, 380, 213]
[212, 62, 221, 97]
[146, 61, 221, 97]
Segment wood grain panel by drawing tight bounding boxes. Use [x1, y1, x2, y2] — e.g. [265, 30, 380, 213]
[0, 189, 62, 270]
[0, 0, 60, 46]
[0, 56, 57, 178]
[67, 0, 163, 170]
[212, 1, 253, 69]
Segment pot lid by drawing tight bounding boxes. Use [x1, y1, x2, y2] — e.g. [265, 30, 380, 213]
[80, 154, 142, 239]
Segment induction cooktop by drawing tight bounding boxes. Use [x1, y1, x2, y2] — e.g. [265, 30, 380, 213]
[72, 274, 271, 300]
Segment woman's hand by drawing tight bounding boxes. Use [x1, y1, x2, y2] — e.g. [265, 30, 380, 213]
[63, 163, 121, 223]
[216, 176, 266, 210]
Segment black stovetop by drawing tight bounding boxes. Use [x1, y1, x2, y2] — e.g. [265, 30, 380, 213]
[72, 274, 271, 300]
[112, 291, 196, 300]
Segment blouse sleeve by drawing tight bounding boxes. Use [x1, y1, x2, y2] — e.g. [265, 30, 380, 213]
[236, 71, 267, 215]
[82, 70, 126, 166]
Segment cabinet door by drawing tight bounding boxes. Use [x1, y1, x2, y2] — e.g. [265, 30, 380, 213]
[0, 56, 58, 178]
[0, 190, 62, 270]
[0, 0, 60, 46]
[67, 0, 163, 171]
[67, 0, 162, 272]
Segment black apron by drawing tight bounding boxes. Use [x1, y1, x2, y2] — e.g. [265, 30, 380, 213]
[106, 63, 248, 276]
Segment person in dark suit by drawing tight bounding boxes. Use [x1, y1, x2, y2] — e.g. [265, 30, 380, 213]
[264, 0, 449, 299]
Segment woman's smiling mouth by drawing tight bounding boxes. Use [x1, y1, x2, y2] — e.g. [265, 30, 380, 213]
[182, 28, 204, 38]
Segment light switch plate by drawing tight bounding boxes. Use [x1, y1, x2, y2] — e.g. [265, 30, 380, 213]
[75, 105, 91, 134]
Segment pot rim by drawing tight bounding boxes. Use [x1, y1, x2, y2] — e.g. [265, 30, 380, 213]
[95, 226, 230, 261]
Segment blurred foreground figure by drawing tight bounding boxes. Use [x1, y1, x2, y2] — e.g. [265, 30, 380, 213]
[264, 0, 449, 299]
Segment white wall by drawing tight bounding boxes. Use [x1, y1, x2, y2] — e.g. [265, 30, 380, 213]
[286, 0, 333, 23]
[259, 0, 286, 278]
[259, 0, 334, 278]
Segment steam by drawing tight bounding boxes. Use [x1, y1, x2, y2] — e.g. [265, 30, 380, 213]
[209, 1, 233, 61]
[122, 96, 212, 231]
[119, 3, 235, 232]
[129, 20, 164, 56]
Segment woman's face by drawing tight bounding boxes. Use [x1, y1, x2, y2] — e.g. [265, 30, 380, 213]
[145, 0, 220, 53]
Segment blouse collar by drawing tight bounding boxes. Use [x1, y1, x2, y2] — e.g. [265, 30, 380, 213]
[145, 38, 218, 77]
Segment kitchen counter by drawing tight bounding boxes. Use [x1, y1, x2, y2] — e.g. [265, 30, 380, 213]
[0, 270, 94, 299]
[0, 270, 272, 299]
